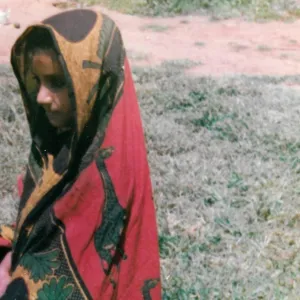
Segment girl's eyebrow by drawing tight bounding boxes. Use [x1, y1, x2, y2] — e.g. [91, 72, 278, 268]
[45, 74, 63, 79]
[31, 73, 64, 80]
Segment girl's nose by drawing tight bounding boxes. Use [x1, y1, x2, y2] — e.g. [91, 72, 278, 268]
[37, 85, 52, 108]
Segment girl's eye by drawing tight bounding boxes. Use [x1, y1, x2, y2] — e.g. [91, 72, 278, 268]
[49, 77, 66, 90]
[31, 74, 67, 90]
[32, 75, 40, 84]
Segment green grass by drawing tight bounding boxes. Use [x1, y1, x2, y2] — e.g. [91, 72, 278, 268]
[75, 0, 144, 13]
[74, 0, 300, 21]
[133, 62, 300, 298]
[3, 61, 300, 297]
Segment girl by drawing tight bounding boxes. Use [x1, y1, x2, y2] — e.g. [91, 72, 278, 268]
[0, 8, 161, 299]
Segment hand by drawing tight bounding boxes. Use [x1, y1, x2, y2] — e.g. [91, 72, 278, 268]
[0, 251, 12, 297]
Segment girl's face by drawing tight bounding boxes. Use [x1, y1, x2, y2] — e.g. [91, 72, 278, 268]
[31, 50, 73, 129]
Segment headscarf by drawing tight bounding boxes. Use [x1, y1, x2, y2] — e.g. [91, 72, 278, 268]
[0, 9, 161, 299]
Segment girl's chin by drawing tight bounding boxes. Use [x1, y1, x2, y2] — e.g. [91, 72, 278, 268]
[46, 113, 65, 128]
[46, 111, 73, 130]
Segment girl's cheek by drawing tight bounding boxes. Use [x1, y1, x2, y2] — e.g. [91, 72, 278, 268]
[52, 97, 60, 110]
[61, 91, 70, 110]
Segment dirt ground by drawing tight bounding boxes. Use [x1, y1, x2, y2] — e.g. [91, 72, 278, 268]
[1, 0, 300, 76]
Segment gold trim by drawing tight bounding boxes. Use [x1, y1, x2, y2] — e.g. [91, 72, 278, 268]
[28, 163, 37, 185]
[17, 154, 65, 234]
[104, 25, 117, 59]
[114, 81, 124, 104]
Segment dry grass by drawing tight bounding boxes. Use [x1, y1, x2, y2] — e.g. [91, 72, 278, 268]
[229, 42, 249, 52]
[140, 24, 172, 32]
[2, 61, 300, 298]
[0, 65, 29, 223]
[134, 61, 300, 298]
[195, 41, 206, 47]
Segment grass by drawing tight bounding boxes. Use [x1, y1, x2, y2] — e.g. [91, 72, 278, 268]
[73, 0, 300, 21]
[3, 61, 300, 298]
[140, 24, 172, 32]
[0, 65, 29, 223]
[134, 62, 300, 298]
[74, 0, 144, 13]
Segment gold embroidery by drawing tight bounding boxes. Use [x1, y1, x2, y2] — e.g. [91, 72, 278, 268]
[17, 154, 64, 235]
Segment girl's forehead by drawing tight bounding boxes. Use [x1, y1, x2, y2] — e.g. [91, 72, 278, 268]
[31, 51, 63, 75]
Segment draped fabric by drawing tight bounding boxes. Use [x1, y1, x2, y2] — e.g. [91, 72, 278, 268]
[0, 9, 161, 299]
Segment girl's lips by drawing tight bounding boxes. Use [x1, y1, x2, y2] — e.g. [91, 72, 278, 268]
[46, 112, 63, 125]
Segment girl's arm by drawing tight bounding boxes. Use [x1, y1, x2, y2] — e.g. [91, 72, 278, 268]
[0, 251, 12, 297]
[0, 174, 23, 262]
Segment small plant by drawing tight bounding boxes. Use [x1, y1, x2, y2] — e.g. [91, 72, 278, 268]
[257, 44, 272, 52]
[195, 41, 206, 47]
[140, 24, 171, 32]
[280, 53, 289, 60]
[289, 39, 298, 44]
[191, 110, 237, 130]
[180, 19, 190, 24]
[227, 172, 249, 191]
[229, 42, 249, 52]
